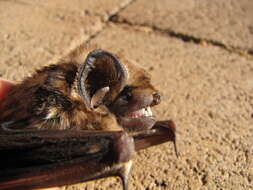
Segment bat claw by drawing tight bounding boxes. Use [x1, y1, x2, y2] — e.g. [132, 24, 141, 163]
[118, 160, 133, 190]
[133, 120, 179, 158]
[160, 120, 179, 158]
[112, 132, 135, 190]
[173, 137, 179, 158]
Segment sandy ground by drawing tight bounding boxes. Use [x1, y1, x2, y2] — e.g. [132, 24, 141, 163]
[0, 0, 252, 190]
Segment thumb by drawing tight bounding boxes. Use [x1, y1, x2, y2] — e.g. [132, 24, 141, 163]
[0, 79, 14, 100]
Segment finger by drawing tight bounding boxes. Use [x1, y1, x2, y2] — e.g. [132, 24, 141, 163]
[0, 79, 14, 100]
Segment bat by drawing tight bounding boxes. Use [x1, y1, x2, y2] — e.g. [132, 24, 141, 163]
[0, 44, 177, 190]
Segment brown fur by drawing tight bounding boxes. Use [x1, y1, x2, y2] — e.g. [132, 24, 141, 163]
[0, 44, 157, 132]
[0, 45, 178, 190]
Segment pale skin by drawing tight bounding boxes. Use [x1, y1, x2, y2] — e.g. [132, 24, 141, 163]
[0, 78, 13, 100]
[0, 79, 60, 190]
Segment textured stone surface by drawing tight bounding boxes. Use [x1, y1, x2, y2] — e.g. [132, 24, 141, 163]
[0, 1, 252, 190]
[117, 0, 253, 50]
[25, 0, 131, 20]
[74, 24, 252, 190]
[0, 0, 131, 80]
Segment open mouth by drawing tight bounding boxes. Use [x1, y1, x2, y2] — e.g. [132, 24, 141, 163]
[117, 105, 156, 132]
[109, 88, 161, 132]
[126, 106, 153, 118]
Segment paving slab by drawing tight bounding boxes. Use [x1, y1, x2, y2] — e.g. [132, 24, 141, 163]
[24, 0, 132, 20]
[0, 0, 131, 81]
[61, 23, 252, 190]
[0, 1, 252, 190]
[117, 0, 253, 51]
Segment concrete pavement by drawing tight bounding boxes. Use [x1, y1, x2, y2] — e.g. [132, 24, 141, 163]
[0, 1, 252, 189]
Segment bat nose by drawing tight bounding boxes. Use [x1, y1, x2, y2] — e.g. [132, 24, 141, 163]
[151, 92, 161, 106]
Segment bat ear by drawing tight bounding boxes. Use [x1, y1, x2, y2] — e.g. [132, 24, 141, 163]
[77, 49, 128, 109]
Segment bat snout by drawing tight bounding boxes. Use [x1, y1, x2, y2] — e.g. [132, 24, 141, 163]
[151, 92, 161, 106]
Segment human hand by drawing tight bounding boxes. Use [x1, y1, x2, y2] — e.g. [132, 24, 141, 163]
[0, 78, 14, 100]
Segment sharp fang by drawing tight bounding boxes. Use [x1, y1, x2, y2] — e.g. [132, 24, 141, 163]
[147, 107, 152, 116]
[128, 107, 153, 118]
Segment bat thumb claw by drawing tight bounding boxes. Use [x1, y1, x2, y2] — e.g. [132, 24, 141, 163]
[173, 137, 179, 158]
[118, 160, 133, 190]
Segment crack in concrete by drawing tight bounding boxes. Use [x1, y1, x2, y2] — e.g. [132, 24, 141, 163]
[101, 0, 136, 22]
[84, 26, 105, 44]
[108, 15, 253, 60]
[0, 0, 32, 6]
[84, 0, 136, 44]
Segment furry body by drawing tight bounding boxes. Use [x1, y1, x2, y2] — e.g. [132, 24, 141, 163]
[0, 45, 157, 132]
[0, 45, 176, 190]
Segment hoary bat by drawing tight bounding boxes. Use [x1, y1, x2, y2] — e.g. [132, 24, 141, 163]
[0, 44, 177, 190]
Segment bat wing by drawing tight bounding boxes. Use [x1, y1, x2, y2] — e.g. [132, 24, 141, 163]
[133, 120, 178, 157]
[0, 128, 135, 190]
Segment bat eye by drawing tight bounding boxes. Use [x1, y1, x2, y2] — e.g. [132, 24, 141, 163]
[120, 86, 134, 102]
[122, 92, 132, 101]
[126, 92, 132, 99]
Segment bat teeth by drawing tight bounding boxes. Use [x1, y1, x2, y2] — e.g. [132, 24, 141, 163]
[143, 106, 152, 117]
[146, 107, 153, 116]
[128, 106, 153, 118]
[141, 108, 145, 115]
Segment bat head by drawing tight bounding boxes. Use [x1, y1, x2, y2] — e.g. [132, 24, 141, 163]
[76, 49, 161, 133]
[109, 63, 161, 132]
